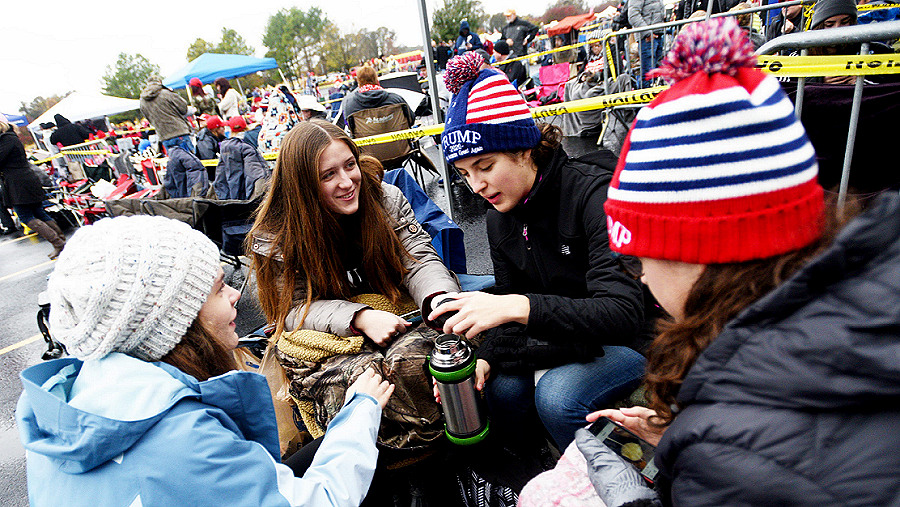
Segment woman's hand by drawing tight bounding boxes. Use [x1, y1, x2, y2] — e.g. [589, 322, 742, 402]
[346, 368, 394, 409]
[587, 406, 667, 446]
[433, 358, 491, 403]
[352, 309, 410, 347]
[587, 406, 667, 447]
[428, 292, 530, 339]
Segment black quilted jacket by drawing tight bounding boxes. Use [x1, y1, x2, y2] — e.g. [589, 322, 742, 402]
[655, 192, 900, 506]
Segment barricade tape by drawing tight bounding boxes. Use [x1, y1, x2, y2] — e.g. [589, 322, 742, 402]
[856, 3, 899, 11]
[756, 54, 900, 77]
[496, 37, 599, 66]
[127, 53, 900, 168]
[352, 86, 664, 147]
[34, 149, 114, 164]
[60, 149, 113, 156]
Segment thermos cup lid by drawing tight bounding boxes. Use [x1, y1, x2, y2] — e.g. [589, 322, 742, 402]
[429, 334, 476, 381]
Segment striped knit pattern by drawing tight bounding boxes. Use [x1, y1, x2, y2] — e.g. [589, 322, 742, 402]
[605, 69, 824, 263]
[464, 73, 533, 124]
[48, 216, 221, 361]
[442, 61, 541, 163]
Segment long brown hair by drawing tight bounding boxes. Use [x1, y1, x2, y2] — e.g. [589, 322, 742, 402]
[159, 319, 237, 381]
[249, 119, 409, 333]
[644, 200, 857, 425]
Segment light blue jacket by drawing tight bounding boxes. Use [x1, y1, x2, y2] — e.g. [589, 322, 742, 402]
[16, 353, 380, 506]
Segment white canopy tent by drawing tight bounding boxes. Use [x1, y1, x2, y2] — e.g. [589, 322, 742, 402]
[28, 92, 140, 130]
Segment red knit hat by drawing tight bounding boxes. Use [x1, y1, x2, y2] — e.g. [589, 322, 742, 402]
[189, 77, 202, 87]
[227, 115, 247, 132]
[604, 19, 824, 264]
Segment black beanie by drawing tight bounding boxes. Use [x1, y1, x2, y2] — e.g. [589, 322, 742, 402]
[494, 39, 511, 55]
[810, 0, 857, 29]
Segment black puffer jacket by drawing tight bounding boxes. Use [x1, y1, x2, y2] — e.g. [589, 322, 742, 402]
[478, 147, 645, 372]
[655, 191, 900, 506]
[0, 132, 45, 206]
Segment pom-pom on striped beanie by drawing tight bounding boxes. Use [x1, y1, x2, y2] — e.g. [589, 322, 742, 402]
[47, 215, 221, 361]
[604, 18, 824, 264]
[441, 51, 541, 163]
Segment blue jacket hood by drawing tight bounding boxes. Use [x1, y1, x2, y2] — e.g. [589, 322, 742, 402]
[459, 20, 471, 32]
[16, 355, 280, 474]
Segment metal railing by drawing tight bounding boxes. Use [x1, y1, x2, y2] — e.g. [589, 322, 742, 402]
[758, 20, 900, 211]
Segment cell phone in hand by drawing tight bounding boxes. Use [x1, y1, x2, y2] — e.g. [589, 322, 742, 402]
[588, 416, 659, 485]
[399, 310, 422, 326]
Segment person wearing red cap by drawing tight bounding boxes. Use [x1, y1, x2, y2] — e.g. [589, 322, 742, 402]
[189, 78, 219, 117]
[213, 116, 269, 200]
[196, 115, 225, 172]
[518, 19, 900, 507]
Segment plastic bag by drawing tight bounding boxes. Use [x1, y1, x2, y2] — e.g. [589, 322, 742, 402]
[234, 346, 306, 458]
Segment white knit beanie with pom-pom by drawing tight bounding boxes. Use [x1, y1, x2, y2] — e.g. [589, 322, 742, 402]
[47, 215, 221, 361]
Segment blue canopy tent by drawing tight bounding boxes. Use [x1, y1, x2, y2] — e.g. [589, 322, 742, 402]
[162, 53, 280, 90]
[2, 113, 28, 126]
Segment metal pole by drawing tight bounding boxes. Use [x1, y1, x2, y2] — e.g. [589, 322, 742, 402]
[416, 0, 454, 221]
[837, 42, 868, 214]
[794, 48, 806, 118]
[278, 68, 289, 85]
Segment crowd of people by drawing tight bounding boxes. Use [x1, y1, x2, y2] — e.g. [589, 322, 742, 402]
[7, 1, 900, 505]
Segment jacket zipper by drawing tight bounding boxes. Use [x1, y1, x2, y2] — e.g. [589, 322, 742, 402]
[523, 224, 530, 250]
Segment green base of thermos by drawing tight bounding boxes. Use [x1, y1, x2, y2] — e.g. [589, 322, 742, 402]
[445, 420, 490, 446]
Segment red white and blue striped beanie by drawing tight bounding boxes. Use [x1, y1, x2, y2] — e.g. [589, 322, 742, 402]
[441, 52, 541, 163]
[604, 18, 824, 264]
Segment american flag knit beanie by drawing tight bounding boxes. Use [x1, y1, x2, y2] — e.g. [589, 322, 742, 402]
[604, 18, 824, 264]
[441, 52, 541, 163]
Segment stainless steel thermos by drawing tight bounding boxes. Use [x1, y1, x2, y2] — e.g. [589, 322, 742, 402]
[428, 333, 489, 445]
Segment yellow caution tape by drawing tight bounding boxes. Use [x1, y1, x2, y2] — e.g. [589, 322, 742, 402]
[191, 53, 900, 164]
[857, 3, 899, 11]
[33, 153, 64, 164]
[530, 86, 664, 119]
[496, 37, 600, 66]
[354, 124, 446, 147]
[604, 37, 617, 79]
[201, 151, 277, 167]
[59, 150, 113, 156]
[352, 87, 663, 147]
[756, 54, 900, 77]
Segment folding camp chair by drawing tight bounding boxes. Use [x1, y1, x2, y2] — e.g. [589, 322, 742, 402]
[349, 103, 439, 189]
[525, 63, 571, 107]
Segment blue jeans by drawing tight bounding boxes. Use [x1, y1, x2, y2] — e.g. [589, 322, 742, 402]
[640, 34, 664, 88]
[162, 134, 194, 155]
[485, 346, 645, 449]
[14, 202, 53, 224]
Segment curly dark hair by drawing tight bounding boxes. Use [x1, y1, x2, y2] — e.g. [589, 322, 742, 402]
[644, 197, 860, 426]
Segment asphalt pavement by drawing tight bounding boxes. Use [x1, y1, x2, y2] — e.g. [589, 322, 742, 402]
[0, 144, 491, 505]
[0, 229, 59, 507]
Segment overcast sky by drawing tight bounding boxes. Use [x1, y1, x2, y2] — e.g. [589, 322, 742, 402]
[1, 0, 555, 114]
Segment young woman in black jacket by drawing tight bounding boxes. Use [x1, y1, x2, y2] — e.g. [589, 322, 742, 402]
[0, 115, 66, 258]
[432, 52, 646, 450]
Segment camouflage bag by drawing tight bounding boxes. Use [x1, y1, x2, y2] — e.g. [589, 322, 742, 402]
[276, 296, 443, 451]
